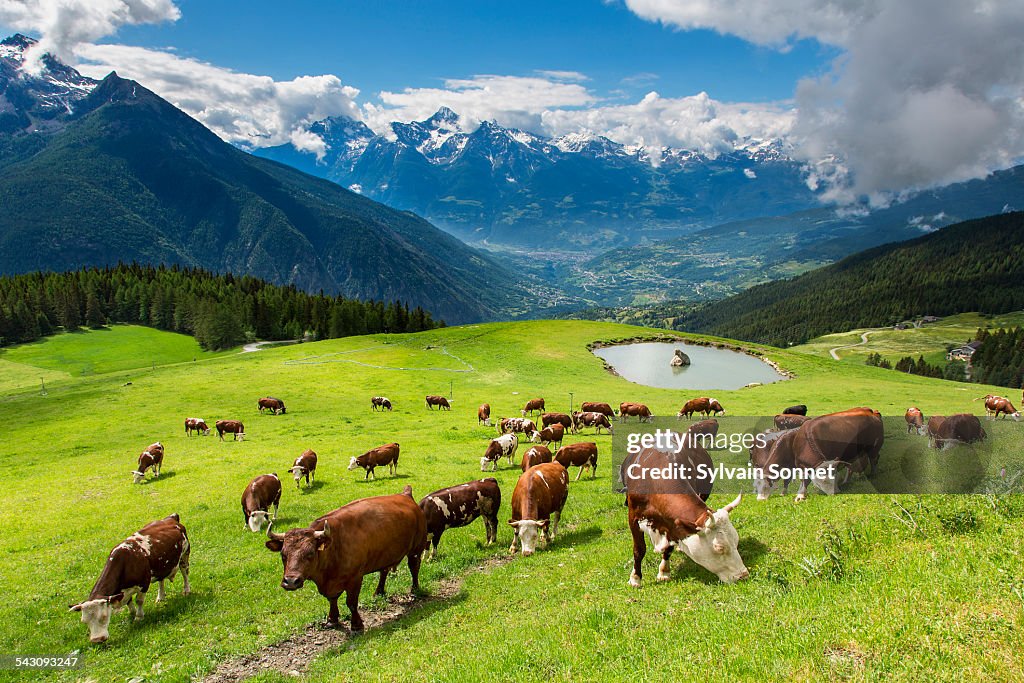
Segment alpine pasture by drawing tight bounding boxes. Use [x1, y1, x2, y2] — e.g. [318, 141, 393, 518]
[1, 321, 1022, 682]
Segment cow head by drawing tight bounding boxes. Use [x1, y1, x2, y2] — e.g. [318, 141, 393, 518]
[677, 495, 749, 583]
[347, 457, 360, 471]
[290, 465, 307, 486]
[520, 409, 528, 417]
[509, 519, 548, 556]
[69, 593, 125, 643]
[265, 523, 330, 590]
[131, 470, 145, 484]
[529, 431, 542, 443]
[247, 510, 270, 532]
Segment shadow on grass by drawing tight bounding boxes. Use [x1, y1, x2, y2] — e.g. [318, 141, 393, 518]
[138, 471, 178, 485]
[552, 524, 603, 548]
[667, 536, 772, 584]
[296, 480, 326, 493]
[353, 473, 410, 484]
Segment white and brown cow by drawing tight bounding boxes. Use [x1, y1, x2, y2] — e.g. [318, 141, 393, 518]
[258, 397, 287, 415]
[291, 450, 318, 489]
[774, 413, 810, 431]
[69, 514, 191, 643]
[498, 417, 539, 441]
[348, 442, 400, 479]
[520, 444, 553, 472]
[371, 396, 393, 411]
[478, 403, 492, 426]
[426, 395, 451, 410]
[905, 407, 925, 434]
[572, 411, 614, 434]
[131, 442, 164, 484]
[481, 433, 518, 471]
[216, 420, 245, 441]
[554, 442, 599, 480]
[419, 478, 501, 560]
[509, 462, 569, 556]
[678, 397, 725, 419]
[520, 398, 545, 416]
[580, 401, 615, 418]
[242, 474, 282, 531]
[532, 423, 564, 448]
[184, 417, 210, 436]
[981, 395, 1021, 421]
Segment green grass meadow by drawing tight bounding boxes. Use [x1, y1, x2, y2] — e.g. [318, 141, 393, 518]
[1, 321, 1022, 682]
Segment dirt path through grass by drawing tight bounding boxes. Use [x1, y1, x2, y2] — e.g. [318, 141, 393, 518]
[829, 330, 880, 360]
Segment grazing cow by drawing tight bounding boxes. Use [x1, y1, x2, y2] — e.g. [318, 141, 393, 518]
[572, 411, 614, 434]
[184, 417, 210, 436]
[520, 398, 545, 416]
[532, 423, 564, 449]
[774, 414, 810, 431]
[132, 443, 164, 484]
[928, 414, 986, 449]
[478, 403, 491, 426]
[677, 397, 725, 419]
[216, 420, 245, 441]
[265, 486, 426, 632]
[291, 450, 318, 489]
[521, 444, 553, 472]
[509, 462, 569, 556]
[258, 397, 287, 415]
[371, 396, 393, 412]
[905, 407, 925, 434]
[481, 433, 519, 471]
[498, 417, 539, 440]
[540, 412, 574, 432]
[419, 479, 501, 559]
[686, 419, 719, 447]
[554, 442, 599, 481]
[619, 402, 654, 422]
[580, 401, 614, 418]
[981, 395, 1021, 421]
[783, 405, 808, 416]
[69, 514, 191, 643]
[348, 443, 400, 480]
[242, 474, 282, 532]
[425, 395, 451, 410]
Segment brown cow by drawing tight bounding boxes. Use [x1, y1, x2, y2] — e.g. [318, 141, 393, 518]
[928, 414, 986, 449]
[572, 411, 614, 434]
[905, 407, 925, 434]
[132, 442, 164, 484]
[265, 486, 426, 632]
[348, 442, 400, 479]
[478, 403, 491, 426]
[258, 397, 286, 415]
[619, 437, 714, 501]
[216, 420, 245, 441]
[242, 474, 282, 531]
[371, 396, 393, 411]
[520, 444, 553, 472]
[426, 395, 451, 410]
[783, 405, 808, 416]
[619, 402, 653, 422]
[419, 479, 501, 559]
[291, 449, 318, 489]
[539, 412, 573, 432]
[981, 395, 1021, 421]
[677, 397, 725, 419]
[532, 423, 564, 449]
[686, 419, 719, 447]
[184, 417, 210, 436]
[554, 442, 599, 480]
[520, 398, 545, 416]
[481, 434, 518, 471]
[70, 514, 191, 643]
[774, 414, 810, 431]
[581, 401, 614, 418]
[509, 462, 569, 556]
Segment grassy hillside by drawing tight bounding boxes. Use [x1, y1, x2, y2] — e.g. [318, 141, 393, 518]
[1, 321, 1022, 682]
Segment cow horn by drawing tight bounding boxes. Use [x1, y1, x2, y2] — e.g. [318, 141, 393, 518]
[266, 522, 285, 542]
[723, 493, 743, 513]
[314, 524, 330, 539]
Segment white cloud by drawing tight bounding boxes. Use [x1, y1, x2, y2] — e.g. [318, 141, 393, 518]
[75, 44, 360, 157]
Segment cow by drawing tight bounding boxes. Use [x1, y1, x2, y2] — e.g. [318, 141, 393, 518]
[265, 486, 426, 632]
[774, 414, 810, 431]
[508, 462, 569, 556]
[184, 417, 210, 436]
[521, 444, 553, 472]
[554, 442, 599, 481]
[132, 442, 164, 484]
[783, 405, 808, 416]
[419, 479, 501, 560]
[928, 414, 986, 449]
[572, 411, 614, 434]
[348, 442, 400, 480]
[532, 423, 564, 449]
[291, 450, 318, 489]
[520, 398, 545, 416]
[216, 420, 245, 441]
[677, 397, 725, 419]
[686, 419, 719, 446]
[498, 417, 539, 441]
[258, 397, 286, 415]
[580, 402, 615, 418]
[426, 395, 451, 410]
[478, 403, 491, 426]
[539, 412, 573, 432]
[619, 402, 653, 422]
[371, 396, 393, 412]
[69, 514, 191, 643]
[242, 474, 282, 532]
[619, 437, 714, 502]
[481, 433, 518, 471]
[905, 407, 925, 434]
[981, 395, 1021, 421]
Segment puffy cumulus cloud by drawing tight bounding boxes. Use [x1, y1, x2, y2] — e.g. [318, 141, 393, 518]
[0, 0, 180, 71]
[623, 0, 1024, 198]
[540, 91, 796, 158]
[75, 44, 360, 158]
[364, 74, 596, 134]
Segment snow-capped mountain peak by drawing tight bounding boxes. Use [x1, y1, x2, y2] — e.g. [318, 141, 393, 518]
[0, 33, 99, 128]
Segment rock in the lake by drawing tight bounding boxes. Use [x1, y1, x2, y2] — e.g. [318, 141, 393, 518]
[670, 349, 690, 367]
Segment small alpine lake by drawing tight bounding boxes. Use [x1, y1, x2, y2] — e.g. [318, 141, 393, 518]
[592, 341, 787, 390]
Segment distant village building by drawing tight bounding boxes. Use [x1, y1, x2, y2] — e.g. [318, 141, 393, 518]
[947, 341, 982, 362]
[921, 316, 941, 323]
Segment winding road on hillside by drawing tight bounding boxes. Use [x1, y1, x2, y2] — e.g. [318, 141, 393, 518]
[829, 330, 880, 360]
